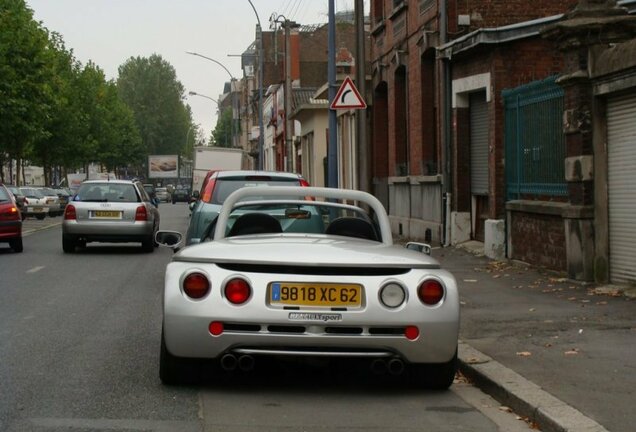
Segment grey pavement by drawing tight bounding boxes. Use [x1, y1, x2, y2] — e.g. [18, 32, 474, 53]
[432, 241, 635, 432]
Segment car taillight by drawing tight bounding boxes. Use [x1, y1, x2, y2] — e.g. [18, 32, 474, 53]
[417, 279, 445, 305]
[3, 205, 20, 221]
[64, 204, 77, 220]
[201, 179, 216, 202]
[224, 278, 251, 304]
[24, 197, 30, 205]
[183, 272, 210, 299]
[299, 179, 310, 187]
[135, 205, 147, 221]
[405, 326, 420, 341]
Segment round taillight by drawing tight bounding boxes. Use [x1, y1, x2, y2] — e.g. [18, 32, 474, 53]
[183, 272, 210, 299]
[224, 278, 251, 305]
[418, 279, 445, 305]
[405, 326, 420, 340]
[64, 204, 77, 220]
[380, 283, 406, 308]
[209, 321, 224, 336]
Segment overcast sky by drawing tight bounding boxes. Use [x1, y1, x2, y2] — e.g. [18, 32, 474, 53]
[27, 0, 365, 142]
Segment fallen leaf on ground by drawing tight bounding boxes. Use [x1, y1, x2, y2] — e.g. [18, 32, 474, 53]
[499, 406, 513, 413]
[564, 349, 579, 355]
[516, 351, 532, 357]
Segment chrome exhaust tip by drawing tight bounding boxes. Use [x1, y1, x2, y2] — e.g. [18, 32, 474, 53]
[387, 358, 405, 375]
[370, 359, 387, 375]
[220, 353, 238, 371]
[238, 355, 255, 372]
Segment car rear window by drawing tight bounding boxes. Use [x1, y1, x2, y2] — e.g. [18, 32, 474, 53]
[210, 178, 301, 204]
[75, 183, 139, 202]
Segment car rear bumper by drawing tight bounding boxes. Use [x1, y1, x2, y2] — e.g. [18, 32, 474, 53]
[0, 220, 22, 239]
[63, 220, 154, 239]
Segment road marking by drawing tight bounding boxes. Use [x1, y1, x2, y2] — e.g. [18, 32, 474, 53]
[27, 266, 45, 274]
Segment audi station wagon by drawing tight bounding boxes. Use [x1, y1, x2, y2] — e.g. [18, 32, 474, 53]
[62, 179, 160, 253]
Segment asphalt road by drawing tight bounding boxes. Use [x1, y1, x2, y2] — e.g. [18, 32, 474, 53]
[1, 204, 538, 432]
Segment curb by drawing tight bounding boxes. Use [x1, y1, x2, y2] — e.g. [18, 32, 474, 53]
[458, 342, 609, 432]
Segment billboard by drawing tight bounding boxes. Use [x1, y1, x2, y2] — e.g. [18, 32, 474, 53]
[148, 155, 178, 178]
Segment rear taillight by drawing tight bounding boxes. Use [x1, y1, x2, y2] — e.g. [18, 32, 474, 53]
[134, 205, 147, 221]
[299, 179, 310, 187]
[64, 204, 77, 220]
[3, 206, 20, 221]
[183, 272, 210, 299]
[417, 279, 445, 305]
[24, 197, 30, 205]
[201, 178, 216, 202]
[224, 278, 251, 305]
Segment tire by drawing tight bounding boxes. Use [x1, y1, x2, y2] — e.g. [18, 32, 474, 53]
[62, 234, 76, 253]
[10, 237, 23, 253]
[160, 330, 198, 385]
[35, 214, 45, 220]
[142, 235, 154, 253]
[410, 349, 458, 390]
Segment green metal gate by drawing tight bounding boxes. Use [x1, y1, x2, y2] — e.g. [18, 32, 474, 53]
[504, 76, 566, 200]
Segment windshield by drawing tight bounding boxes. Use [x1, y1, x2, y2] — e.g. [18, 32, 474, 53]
[209, 178, 301, 205]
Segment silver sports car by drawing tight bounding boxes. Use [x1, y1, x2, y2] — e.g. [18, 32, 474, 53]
[156, 186, 460, 389]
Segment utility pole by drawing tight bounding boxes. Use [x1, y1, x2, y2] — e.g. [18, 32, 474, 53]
[355, 0, 369, 193]
[284, 19, 297, 172]
[327, 0, 338, 188]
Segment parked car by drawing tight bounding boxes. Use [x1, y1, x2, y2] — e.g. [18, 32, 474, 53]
[155, 186, 460, 388]
[19, 187, 49, 220]
[0, 184, 23, 252]
[155, 187, 170, 203]
[38, 187, 62, 216]
[62, 179, 160, 253]
[171, 184, 190, 203]
[143, 183, 160, 206]
[5, 185, 25, 214]
[52, 187, 71, 211]
[185, 170, 309, 245]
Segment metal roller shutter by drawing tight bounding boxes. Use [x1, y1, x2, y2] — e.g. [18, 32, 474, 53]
[470, 92, 489, 195]
[607, 93, 636, 284]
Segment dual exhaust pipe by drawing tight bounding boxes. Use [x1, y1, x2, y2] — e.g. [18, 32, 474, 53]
[370, 358, 405, 375]
[220, 353, 255, 372]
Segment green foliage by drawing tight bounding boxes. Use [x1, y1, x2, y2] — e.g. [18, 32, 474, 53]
[211, 108, 233, 148]
[0, 0, 55, 181]
[117, 54, 193, 159]
[1, 3, 194, 184]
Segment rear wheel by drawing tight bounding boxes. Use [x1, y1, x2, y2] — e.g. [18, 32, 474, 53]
[160, 330, 199, 385]
[141, 235, 154, 253]
[10, 237, 23, 253]
[62, 234, 76, 253]
[410, 349, 458, 390]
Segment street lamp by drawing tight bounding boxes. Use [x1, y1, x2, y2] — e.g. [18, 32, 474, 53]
[247, 0, 265, 170]
[189, 91, 232, 147]
[186, 51, 238, 148]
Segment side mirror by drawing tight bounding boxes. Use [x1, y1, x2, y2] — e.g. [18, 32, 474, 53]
[155, 230, 183, 251]
[405, 241, 432, 256]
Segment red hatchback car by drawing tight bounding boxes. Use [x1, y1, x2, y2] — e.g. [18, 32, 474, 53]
[0, 183, 23, 252]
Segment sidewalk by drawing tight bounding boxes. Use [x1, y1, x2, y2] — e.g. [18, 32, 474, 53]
[432, 242, 635, 432]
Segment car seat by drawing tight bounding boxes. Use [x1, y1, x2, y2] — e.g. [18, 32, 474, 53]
[325, 217, 379, 241]
[227, 213, 283, 237]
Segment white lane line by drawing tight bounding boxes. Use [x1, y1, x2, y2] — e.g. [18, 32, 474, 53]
[26, 266, 45, 274]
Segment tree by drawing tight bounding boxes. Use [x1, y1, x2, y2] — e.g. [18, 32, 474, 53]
[117, 54, 193, 160]
[211, 108, 233, 148]
[0, 0, 54, 185]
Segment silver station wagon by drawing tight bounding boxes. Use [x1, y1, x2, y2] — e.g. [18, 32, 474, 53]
[62, 179, 160, 253]
[156, 186, 460, 389]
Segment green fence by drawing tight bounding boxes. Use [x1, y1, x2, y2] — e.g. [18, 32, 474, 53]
[503, 76, 567, 200]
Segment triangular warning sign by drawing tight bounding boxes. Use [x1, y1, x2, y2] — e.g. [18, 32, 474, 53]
[330, 76, 367, 110]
